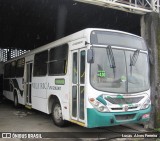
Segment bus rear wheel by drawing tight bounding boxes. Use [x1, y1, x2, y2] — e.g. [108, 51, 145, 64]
[51, 101, 65, 127]
[14, 94, 19, 108]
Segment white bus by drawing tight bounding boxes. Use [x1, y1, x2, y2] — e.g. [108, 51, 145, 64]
[3, 28, 151, 128]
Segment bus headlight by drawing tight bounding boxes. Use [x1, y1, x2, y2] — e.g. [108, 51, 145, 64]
[89, 98, 109, 112]
[140, 98, 151, 110]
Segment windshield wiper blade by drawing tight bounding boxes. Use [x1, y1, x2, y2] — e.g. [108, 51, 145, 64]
[106, 45, 116, 78]
[106, 45, 116, 68]
[130, 49, 140, 76]
[130, 49, 140, 66]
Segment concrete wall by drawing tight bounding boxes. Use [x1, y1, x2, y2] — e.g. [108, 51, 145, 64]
[141, 12, 160, 128]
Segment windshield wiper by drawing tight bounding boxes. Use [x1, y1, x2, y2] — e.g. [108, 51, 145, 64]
[130, 49, 140, 66]
[106, 45, 116, 78]
[106, 45, 116, 68]
[130, 49, 140, 75]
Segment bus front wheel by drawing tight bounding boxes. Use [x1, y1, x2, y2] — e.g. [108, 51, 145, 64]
[51, 101, 65, 127]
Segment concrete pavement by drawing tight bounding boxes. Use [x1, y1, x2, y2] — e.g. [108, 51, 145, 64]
[0, 99, 152, 141]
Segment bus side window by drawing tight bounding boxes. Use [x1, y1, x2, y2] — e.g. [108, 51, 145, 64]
[72, 52, 77, 84]
[16, 58, 25, 77]
[4, 63, 11, 78]
[49, 44, 68, 76]
[33, 51, 48, 77]
[80, 50, 85, 84]
[10, 61, 16, 78]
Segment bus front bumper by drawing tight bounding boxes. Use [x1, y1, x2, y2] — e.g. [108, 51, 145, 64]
[87, 106, 151, 128]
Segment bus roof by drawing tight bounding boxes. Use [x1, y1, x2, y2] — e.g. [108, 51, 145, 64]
[5, 28, 142, 63]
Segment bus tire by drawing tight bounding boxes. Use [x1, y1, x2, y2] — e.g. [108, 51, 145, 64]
[14, 94, 19, 108]
[51, 101, 66, 127]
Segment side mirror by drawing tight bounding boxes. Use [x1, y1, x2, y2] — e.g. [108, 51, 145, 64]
[87, 49, 94, 63]
[148, 48, 154, 65]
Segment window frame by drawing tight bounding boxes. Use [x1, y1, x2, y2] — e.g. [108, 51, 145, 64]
[48, 44, 68, 76]
[33, 50, 48, 77]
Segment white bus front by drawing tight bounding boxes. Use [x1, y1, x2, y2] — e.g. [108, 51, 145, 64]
[85, 30, 151, 128]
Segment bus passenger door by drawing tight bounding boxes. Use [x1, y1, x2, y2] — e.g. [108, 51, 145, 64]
[25, 62, 33, 106]
[71, 49, 86, 123]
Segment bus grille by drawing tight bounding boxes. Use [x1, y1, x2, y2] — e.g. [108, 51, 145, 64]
[105, 96, 144, 104]
[111, 106, 138, 111]
[115, 114, 136, 121]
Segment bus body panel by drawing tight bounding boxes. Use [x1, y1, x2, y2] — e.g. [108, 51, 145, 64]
[32, 97, 48, 113]
[32, 77, 47, 99]
[46, 75, 70, 118]
[87, 107, 151, 128]
[3, 77, 25, 105]
[3, 91, 13, 101]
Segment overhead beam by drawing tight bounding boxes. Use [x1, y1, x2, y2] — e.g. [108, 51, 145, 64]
[75, 0, 159, 14]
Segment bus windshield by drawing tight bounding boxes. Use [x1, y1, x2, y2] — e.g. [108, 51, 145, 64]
[90, 47, 149, 94]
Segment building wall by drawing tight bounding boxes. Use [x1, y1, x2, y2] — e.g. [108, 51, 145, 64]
[141, 12, 160, 128]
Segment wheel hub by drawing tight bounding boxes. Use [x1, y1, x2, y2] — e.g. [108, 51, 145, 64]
[54, 104, 62, 120]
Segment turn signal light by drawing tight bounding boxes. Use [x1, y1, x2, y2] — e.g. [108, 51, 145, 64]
[142, 113, 150, 119]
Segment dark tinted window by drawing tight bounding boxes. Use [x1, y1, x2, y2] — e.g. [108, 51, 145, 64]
[4, 58, 25, 78]
[33, 50, 48, 76]
[10, 61, 16, 77]
[49, 44, 68, 75]
[3, 79, 10, 91]
[16, 58, 25, 77]
[50, 45, 68, 60]
[49, 60, 66, 75]
[4, 63, 10, 78]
